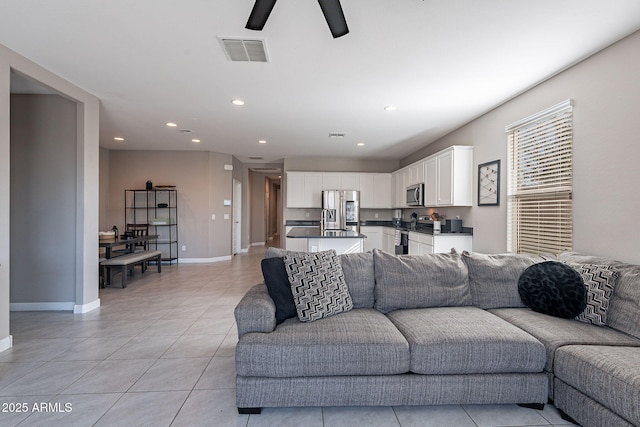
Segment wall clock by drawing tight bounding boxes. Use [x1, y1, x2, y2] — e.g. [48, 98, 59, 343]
[478, 160, 500, 206]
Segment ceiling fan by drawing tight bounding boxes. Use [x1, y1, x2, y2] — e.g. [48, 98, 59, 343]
[245, 0, 349, 38]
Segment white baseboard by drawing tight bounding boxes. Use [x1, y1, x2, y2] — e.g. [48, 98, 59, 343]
[0, 335, 12, 353]
[179, 256, 232, 264]
[10, 302, 75, 311]
[249, 242, 266, 247]
[74, 298, 101, 314]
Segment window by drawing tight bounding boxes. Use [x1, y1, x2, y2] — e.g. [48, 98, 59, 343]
[506, 99, 573, 255]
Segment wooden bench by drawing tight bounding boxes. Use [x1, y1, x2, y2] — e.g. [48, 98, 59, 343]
[100, 250, 162, 288]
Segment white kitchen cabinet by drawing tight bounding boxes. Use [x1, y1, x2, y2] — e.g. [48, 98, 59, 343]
[359, 173, 392, 209]
[410, 161, 425, 186]
[322, 172, 360, 191]
[391, 169, 407, 208]
[286, 172, 322, 208]
[424, 157, 438, 206]
[408, 231, 473, 254]
[285, 226, 314, 251]
[322, 172, 341, 190]
[382, 227, 397, 253]
[408, 232, 433, 255]
[361, 226, 382, 252]
[423, 146, 473, 207]
[341, 173, 360, 191]
[433, 234, 473, 253]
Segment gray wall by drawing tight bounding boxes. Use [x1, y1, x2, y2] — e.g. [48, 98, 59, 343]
[284, 157, 399, 173]
[10, 94, 77, 304]
[107, 150, 234, 260]
[400, 30, 640, 263]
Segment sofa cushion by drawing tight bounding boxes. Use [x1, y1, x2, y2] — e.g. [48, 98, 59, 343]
[558, 252, 640, 340]
[518, 261, 587, 319]
[265, 247, 375, 309]
[490, 308, 640, 372]
[461, 251, 555, 309]
[373, 249, 471, 313]
[284, 250, 353, 322]
[555, 345, 640, 426]
[566, 262, 618, 326]
[387, 307, 545, 375]
[235, 308, 411, 377]
[261, 257, 297, 324]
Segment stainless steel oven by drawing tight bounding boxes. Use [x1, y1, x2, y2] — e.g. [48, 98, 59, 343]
[406, 183, 424, 206]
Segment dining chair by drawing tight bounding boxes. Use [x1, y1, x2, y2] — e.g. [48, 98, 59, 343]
[126, 223, 149, 251]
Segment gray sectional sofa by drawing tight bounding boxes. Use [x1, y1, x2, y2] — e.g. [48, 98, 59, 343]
[234, 248, 640, 427]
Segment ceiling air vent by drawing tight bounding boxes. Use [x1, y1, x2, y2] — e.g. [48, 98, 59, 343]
[219, 38, 269, 62]
[328, 132, 346, 139]
[248, 156, 264, 160]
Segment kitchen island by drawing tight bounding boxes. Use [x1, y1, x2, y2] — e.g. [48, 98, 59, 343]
[286, 227, 366, 254]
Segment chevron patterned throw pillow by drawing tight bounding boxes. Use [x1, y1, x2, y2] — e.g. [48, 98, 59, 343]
[568, 263, 618, 326]
[284, 250, 353, 322]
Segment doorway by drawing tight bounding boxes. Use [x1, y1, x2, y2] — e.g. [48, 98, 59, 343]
[265, 176, 281, 247]
[232, 179, 242, 255]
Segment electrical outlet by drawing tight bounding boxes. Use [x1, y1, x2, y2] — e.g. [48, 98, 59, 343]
[306, 212, 310, 218]
[211, 214, 216, 220]
[374, 213, 379, 219]
[181, 245, 186, 251]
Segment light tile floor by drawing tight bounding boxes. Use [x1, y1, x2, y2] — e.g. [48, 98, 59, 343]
[0, 247, 579, 426]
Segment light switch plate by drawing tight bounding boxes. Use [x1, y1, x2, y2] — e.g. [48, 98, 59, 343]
[223, 199, 231, 206]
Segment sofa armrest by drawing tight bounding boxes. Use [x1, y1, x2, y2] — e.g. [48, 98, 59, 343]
[234, 284, 277, 337]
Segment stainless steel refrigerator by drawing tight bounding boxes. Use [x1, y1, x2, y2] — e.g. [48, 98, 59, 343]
[321, 190, 360, 232]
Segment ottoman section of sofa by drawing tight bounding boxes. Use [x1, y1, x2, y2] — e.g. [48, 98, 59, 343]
[236, 308, 410, 377]
[554, 345, 640, 427]
[490, 308, 640, 372]
[387, 307, 546, 375]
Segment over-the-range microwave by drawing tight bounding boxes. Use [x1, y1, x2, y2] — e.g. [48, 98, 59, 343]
[406, 183, 424, 206]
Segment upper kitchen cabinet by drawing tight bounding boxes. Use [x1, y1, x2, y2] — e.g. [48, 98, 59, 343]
[359, 173, 392, 208]
[286, 172, 322, 208]
[392, 169, 407, 208]
[286, 171, 391, 209]
[410, 161, 425, 186]
[322, 172, 360, 191]
[424, 146, 473, 207]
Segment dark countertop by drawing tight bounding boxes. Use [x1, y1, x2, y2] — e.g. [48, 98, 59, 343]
[360, 221, 473, 236]
[285, 220, 320, 227]
[287, 227, 366, 239]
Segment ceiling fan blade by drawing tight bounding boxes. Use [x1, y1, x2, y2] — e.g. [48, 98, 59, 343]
[246, 0, 277, 31]
[318, 0, 349, 38]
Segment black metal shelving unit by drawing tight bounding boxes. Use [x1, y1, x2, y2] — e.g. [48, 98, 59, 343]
[125, 188, 178, 263]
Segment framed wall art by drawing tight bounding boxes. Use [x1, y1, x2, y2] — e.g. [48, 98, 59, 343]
[478, 160, 500, 206]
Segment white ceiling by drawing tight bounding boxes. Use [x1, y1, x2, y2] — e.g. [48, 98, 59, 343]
[2, 1, 640, 164]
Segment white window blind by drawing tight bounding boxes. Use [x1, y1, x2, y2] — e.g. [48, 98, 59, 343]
[506, 100, 573, 255]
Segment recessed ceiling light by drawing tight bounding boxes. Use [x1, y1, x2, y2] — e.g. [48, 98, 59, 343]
[166, 122, 178, 127]
[258, 140, 267, 144]
[356, 142, 365, 146]
[114, 137, 124, 141]
[384, 105, 397, 111]
[231, 99, 245, 106]
[191, 139, 201, 143]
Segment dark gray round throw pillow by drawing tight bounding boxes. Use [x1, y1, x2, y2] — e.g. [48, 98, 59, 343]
[518, 261, 587, 318]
